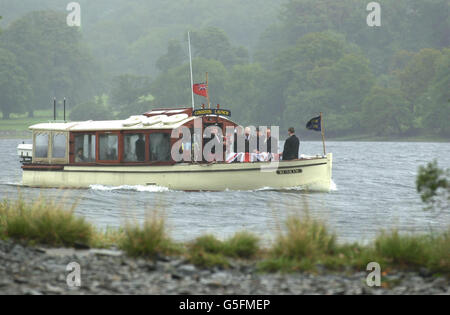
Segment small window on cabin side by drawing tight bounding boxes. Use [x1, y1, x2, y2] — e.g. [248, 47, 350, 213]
[99, 134, 118, 161]
[74, 134, 96, 163]
[149, 133, 171, 162]
[35, 133, 49, 158]
[52, 133, 67, 158]
[124, 134, 146, 162]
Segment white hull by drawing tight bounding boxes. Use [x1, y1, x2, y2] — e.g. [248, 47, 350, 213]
[22, 154, 333, 191]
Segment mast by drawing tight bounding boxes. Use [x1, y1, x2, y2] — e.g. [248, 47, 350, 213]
[206, 72, 211, 109]
[188, 31, 195, 110]
[320, 112, 326, 156]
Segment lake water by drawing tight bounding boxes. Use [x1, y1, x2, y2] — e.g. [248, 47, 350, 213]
[1, 138, 449, 244]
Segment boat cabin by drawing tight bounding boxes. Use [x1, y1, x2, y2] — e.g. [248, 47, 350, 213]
[26, 107, 237, 166]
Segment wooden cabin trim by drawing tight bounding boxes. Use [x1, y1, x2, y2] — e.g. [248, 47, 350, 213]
[95, 131, 121, 164]
[121, 130, 149, 165]
[22, 164, 65, 171]
[31, 130, 69, 165]
[49, 113, 240, 167]
[69, 131, 97, 164]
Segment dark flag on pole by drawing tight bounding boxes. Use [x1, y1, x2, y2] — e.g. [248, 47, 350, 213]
[306, 113, 326, 155]
[306, 116, 321, 131]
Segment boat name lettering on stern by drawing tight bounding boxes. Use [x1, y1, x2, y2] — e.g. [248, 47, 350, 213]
[276, 168, 302, 175]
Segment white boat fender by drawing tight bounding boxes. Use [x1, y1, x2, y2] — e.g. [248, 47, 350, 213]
[162, 114, 189, 124]
[142, 115, 164, 126]
[122, 116, 143, 127]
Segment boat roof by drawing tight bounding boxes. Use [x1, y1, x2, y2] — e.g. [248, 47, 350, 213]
[29, 116, 195, 132]
[29, 108, 235, 132]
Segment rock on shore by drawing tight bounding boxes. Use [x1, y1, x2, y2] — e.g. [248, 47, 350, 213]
[0, 240, 448, 295]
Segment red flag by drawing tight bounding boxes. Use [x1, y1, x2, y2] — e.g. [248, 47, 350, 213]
[193, 83, 208, 98]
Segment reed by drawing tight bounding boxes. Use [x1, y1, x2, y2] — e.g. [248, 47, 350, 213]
[258, 215, 337, 272]
[187, 232, 260, 267]
[0, 196, 93, 247]
[119, 212, 181, 258]
[90, 227, 125, 249]
[370, 229, 450, 274]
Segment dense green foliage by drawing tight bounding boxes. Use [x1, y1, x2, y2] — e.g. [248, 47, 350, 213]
[416, 160, 449, 212]
[0, 0, 448, 138]
[0, 11, 102, 118]
[0, 48, 31, 119]
[69, 95, 114, 121]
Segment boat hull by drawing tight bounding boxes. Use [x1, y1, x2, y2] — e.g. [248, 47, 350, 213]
[22, 154, 333, 191]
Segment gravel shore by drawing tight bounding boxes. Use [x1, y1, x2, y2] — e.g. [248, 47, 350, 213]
[0, 240, 448, 295]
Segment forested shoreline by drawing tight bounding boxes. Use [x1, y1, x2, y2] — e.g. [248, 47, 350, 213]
[0, 0, 448, 140]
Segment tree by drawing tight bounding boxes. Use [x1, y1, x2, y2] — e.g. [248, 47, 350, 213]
[190, 27, 249, 69]
[0, 48, 31, 119]
[225, 63, 266, 125]
[151, 58, 229, 108]
[117, 93, 155, 119]
[109, 74, 152, 114]
[419, 49, 450, 137]
[70, 95, 115, 121]
[416, 160, 449, 212]
[393, 48, 449, 135]
[397, 49, 442, 112]
[0, 11, 102, 117]
[156, 40, 184, 72]
[269, 32, 375, 134]
[361, 86, 411, 136]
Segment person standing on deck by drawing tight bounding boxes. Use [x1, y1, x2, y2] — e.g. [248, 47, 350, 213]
[233, 126, 244, 154]
[135, 134, 145, 161]
[280, 127, 299, 161]
[264, 127, 279, 154]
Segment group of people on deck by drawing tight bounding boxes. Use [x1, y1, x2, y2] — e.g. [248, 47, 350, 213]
[206, 125, 300, 163]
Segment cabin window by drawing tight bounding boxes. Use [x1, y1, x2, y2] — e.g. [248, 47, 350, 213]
[124, 134, 146, 162]
[149, 133, 171, 162]
[35, 133, 49, 158]
[99, 134, 118, 161]
[74, 134, 96, 163]
[52, 133, 67, 158]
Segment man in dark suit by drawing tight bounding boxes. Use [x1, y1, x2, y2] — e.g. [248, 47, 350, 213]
[281, 127, 299, 160]
[264, 127, 279, 154]
[233, 126, 244, 153]
[244, 127, 251, 153]
[135, 134, 146, 161]
[254, 127, 266, 154]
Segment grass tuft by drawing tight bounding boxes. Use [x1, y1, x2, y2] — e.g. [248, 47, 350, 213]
[188, 232, 260, 268]
[119, 212, 180, 258]
[374, 230, 428, 267]
[223, 232, 260, 259]
[90, 227, 125, 249]
[0, 196, 93, 247]
[259, 215, 337, 272]
[370, 229, 450, 274]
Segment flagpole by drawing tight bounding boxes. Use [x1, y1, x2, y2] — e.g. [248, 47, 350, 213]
[188, 31, 195, 110]
[320, 112, 326, 156]
[206, 72, 211, 109]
